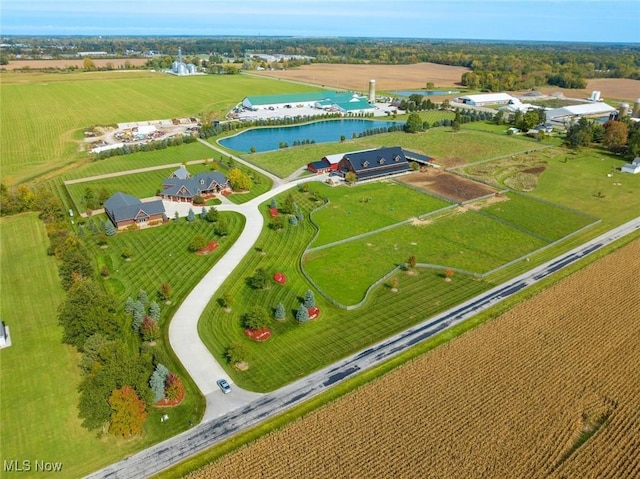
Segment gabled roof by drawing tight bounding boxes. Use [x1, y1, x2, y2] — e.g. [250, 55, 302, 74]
[456, 93, 516, 104]
[171, 165, 190, 180]
[309, 159, 331, 170]
[342, 146, 410, 178]
[104, 192, 165, 223]
[162, 172, 229, 198]
[547, 103, 617, 120]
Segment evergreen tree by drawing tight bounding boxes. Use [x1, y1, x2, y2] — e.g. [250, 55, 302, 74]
[200, 207, 207, 220]
[274, 302, 286, 320]
[187, 208, 196, 222]
[149, 364, 169, 402]
[124, 296, 135, 314]
[103, 219, 117, 236]
[205, 206, 219, 223]
[148, 301, 161, 321]
[296, 303, 309, 323]
[137, 290, 149, 305]
[303, 289, 316, 308]
[132, 300, 146, 332]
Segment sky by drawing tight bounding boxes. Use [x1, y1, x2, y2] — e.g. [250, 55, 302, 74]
[1, 0, 639, 43]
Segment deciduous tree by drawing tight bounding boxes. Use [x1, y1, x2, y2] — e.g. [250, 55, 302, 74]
[108, 386, 147, 437]
[243, 306, 269, 330]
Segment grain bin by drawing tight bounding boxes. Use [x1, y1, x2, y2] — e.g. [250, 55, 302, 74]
[632, 98, 640, 118]
[618, 102, 629, 119]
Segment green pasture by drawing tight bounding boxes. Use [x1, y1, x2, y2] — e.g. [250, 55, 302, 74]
[304, 208, 549, 305]
[530, 149, 640, 226]
[197, 189, 492, 391]
[309, 181, 451, 247]
[480, 192, 596, 241]
[61, 142, 219, 181]
[0, 71, 323, 183]
[232, 120, 538, 178]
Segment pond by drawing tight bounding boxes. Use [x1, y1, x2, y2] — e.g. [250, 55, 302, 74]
[218, 119, 405, 153]
[391, 90, 460, 97]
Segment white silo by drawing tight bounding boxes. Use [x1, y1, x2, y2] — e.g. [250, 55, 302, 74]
[589, 90, 601, 102]
[632, 98, 640, 118]
[187, 63, 197, 74]
[618, 102, 629, 119]
[368, 79, 376, 103]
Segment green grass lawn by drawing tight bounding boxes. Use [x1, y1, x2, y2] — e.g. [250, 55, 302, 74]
[309, 181, 451, 247]
[61, 142, 219, 181]
[480, 192, 596, 241]
[0, 71, 324, 184]
[197, 189, 493, 391]
[304, 207, 549, 305]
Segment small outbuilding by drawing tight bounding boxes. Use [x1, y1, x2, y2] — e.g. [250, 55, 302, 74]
[621, 157, 640, 174]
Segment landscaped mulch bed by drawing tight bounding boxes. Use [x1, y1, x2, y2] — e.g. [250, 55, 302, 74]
[245, 328, 272, 341]
[155, 382, 185, 408]
[308, 307, 320, 320]
[273, 272, 287, 285]
[197, 241, 219, 255]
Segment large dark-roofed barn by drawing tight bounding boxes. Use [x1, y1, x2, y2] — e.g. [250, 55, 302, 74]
[338, 146, 410, 181]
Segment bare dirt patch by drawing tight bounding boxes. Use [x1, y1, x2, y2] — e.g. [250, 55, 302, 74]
[398, 170, 497, 203]
[253, 62, 470, 92]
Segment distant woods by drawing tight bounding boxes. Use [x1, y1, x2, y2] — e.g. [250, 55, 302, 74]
[3, 37, 638, 91]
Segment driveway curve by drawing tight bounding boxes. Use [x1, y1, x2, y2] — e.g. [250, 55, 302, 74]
[165, 174, 328, 421]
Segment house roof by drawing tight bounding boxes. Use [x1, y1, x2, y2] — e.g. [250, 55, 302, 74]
[403, 150, 433, 164]
[104, 192, 165, 223]
[171, 165, 190, 180]
[162, 172, 229, 198]
[244, 92, 335, 106]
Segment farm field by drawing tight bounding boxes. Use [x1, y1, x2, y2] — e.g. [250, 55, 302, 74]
[252, 61, 471, 91]
[187, 237, 640, 479]
[0, 71, 323, 183]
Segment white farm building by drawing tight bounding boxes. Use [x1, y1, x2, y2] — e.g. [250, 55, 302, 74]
[546, 103, 618, 122]
[454, 93, 518, 106]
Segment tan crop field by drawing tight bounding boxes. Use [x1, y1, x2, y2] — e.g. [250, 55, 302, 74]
[253, 61, 470, 91]
[3, 58, 149, 70]
[187, 238, 640, 479]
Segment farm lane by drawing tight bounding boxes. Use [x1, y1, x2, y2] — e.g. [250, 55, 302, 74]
[163, 173, 329, 423]
[86, 216, 640, 479]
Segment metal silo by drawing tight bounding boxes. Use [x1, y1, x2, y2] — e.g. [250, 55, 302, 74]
[368, 79, 376, 103]
[632, 98, 640, 118]
[618, 102, 629, 119]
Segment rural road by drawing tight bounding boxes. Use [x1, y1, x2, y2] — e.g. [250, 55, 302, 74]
[86, 212, 640, 478]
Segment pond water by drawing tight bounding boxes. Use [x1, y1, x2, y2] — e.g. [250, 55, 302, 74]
[391, 90, 460, 97]
[218, 119, 405, 153]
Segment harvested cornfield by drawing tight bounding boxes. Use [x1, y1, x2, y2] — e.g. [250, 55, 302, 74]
[188, 239, 640, 479]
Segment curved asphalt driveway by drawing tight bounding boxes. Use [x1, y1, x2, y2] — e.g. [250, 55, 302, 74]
[165, 174, 328, 421]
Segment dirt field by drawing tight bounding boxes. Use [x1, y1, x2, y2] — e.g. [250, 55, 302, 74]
[187, 238, 640, 479]
[253, 62, 470, 91]
[514, 78, 640, 103]
[255, 63, 639, 101]
[3, 58, 149, 70]
[398, 169, 497, 203]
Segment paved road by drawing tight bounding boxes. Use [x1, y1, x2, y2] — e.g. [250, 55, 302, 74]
[86, 215, 640, 479]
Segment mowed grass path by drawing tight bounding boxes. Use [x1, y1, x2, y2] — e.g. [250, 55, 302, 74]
[310, 181, 451, 247]
[1, 71, 323, 183]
